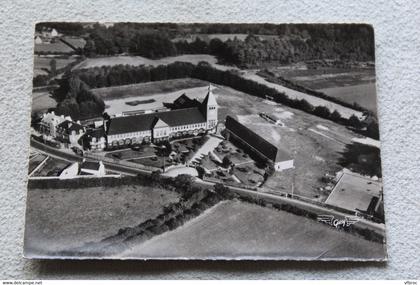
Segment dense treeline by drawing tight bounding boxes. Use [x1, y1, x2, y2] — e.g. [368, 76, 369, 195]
[69, 61, 378, 138]
[53, 76, 105, 120]
[82, 23, 374, 67]
[338, 142, 382, 178]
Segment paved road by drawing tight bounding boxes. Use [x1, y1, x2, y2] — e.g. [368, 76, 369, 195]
[30, 138, 385, 237]
[31, 139, 145, 176]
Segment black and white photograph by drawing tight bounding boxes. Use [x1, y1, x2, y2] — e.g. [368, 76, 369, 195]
[25, 22, 386, 260]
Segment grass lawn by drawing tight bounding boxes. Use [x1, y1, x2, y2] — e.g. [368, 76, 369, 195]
[105, 146, 156, 160]
[233, 163, 265, 186]
[119, 200, 386, 260]
[24, 184, 180, 257]
[130, 156, 176, 169]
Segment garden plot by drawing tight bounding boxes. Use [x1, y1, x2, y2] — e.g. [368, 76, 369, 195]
[188, 136, 222, 164]
[105, 146, 156, 160]
[33, 157, 70, 177]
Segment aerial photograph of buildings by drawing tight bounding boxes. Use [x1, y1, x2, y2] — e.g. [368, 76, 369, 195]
[25, 22, 386, 260]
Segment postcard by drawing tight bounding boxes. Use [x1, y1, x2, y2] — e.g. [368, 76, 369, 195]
[25, 22, 386, 260]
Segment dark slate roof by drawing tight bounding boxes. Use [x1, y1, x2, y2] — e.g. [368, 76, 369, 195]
[172, 93, 201, 109]
[86, 127, 105, 139]
[107, 107, 206, 136]
[68, 122, 84, 133]
[57, 120, 71, 129]
[80, 161, 100, 171]
[57, 120, 84, 134]
[225, 116, 291, 163]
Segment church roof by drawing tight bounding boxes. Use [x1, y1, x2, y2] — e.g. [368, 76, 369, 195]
[201, 85, 217, 106]
[107, 107, 206, 136]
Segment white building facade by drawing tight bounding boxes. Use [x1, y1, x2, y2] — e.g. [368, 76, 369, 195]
[106, 85, 218, 148]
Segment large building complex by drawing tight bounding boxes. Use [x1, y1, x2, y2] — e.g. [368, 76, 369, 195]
[106, 85, 218, 147]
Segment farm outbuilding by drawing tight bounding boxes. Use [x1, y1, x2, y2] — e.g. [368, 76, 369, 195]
[224, 116, 294, 171]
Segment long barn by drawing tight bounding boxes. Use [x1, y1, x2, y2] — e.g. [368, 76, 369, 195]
[224, 116, 294, 171]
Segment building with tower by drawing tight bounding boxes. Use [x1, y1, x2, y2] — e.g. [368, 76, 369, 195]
[106, 85, 218, 148]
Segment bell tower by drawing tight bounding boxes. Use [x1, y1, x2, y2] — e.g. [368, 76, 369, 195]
[202, 84, 218, 130]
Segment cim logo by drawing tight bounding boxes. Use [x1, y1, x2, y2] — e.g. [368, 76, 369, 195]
[317, 215, 360, 228]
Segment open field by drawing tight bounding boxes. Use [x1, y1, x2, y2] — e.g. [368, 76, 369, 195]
[62, 37, 86, 49]
[272, 68, 376, 89]
[243, 72, 363, 119]
[120, 200, 386, 260]
[320, 83, 377, 113]
[92, 78, 208, 100]
[24, 184, 180, 257]
[34, 56, 78, 72]
[31, 91, 57, 114]
[35, 42, 74, 54]
[73, 54, 231, 70]
[268, 67, 378, 113]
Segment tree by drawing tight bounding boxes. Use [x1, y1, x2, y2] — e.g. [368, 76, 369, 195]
[297, 99, 314, 113]
[366, 121, 380, 139]
[313, 106, 331, 119]
[222, 155, 232, 167]
[348, 114, 362, 128]
[49, 59, 57, 77]
[330, 110, 342, 122]
[173, 174, 193, 191]
[149, 170, 162, 184]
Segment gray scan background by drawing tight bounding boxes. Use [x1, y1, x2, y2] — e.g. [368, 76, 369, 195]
[0, 0, 419, 279]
